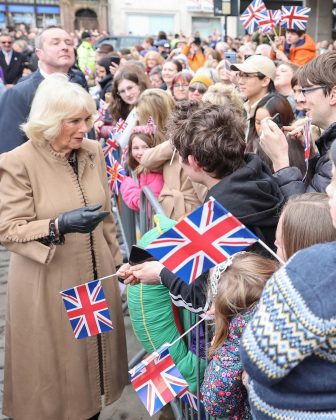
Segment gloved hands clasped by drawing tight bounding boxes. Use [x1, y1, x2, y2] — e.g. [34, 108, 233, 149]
[57, 204, 109, 235]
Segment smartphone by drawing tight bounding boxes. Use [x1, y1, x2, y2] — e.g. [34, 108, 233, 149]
[224, 52, 237, 64]
[110, 56, 120, 66]
[271, 113, 283, 129]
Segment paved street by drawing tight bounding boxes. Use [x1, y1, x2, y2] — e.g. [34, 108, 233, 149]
[0, 246, 172, 420]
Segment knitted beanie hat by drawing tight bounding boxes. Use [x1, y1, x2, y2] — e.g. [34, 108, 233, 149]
[331, 140, 336, 166]
[189, 74, 213, 88]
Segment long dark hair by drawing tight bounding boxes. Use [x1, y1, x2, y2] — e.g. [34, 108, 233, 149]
[109, 64, 150, 121]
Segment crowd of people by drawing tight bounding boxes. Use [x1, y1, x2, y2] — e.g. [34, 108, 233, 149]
[0, 20, 336, 420]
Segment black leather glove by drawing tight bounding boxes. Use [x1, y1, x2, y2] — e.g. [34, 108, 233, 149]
[58, 204, 109, 235]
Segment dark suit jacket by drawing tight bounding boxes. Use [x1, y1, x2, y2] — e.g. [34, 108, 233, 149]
[0, 50, 23, 85]
[0, 68, 89, 153]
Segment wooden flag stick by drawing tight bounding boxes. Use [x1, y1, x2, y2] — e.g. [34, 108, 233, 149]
[265, 32, 273, 44]
[257, 239, 285, 265]
[169, 316, 205, 348]
[170, 148, 177, 166]
[99, 273, 119, 282]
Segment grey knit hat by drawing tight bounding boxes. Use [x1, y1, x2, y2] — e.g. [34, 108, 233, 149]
[331, 140, 336, 166]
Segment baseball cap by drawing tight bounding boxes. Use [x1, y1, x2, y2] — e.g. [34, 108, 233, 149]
[230, 55, 276, 81]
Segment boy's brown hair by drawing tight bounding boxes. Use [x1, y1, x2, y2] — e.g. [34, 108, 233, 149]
[297, 51, 336, 95]
[170, 103, 246, 179]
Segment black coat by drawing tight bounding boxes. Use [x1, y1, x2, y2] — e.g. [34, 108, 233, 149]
[273, 122, 336, 198]
[0, 50, 23, 85]
[0, 68, 88, 153]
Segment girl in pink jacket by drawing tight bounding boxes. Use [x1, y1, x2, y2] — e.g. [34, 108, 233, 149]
[120, 118, 164, 211]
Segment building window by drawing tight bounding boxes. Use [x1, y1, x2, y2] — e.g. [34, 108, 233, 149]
[192, 17, 221, 38]
[127, 14, 174, 36]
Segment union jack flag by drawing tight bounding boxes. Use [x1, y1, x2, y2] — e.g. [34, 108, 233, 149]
[302, 118, 311, 181]
[60, 279, 113, 339]
[95, 99, 106, 122]
[103, 133, 119, 160]
[146, 198, 258, 284]
[129, 343, 188, 416]
[121, 145, 129, 169]
[106, 154, 126, 195]
[115, 118, 128, 134]
[178, 389, 201, 411]
[240, 0, 267, 34]
[258, 9, 281, 33]
[280, 6, 311, 31]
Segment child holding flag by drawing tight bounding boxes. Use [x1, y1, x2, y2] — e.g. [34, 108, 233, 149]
[118, 103, 284, 314]
[201, 252, 279, 419]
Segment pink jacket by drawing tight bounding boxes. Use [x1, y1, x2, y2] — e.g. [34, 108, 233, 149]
[120, 171, 164, 211]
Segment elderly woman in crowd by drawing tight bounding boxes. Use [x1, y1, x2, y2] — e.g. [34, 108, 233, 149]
[0, 74, 128, 420]
[188, 74, 213, 102]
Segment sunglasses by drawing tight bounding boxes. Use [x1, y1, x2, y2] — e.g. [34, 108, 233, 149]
[189, 86, 207, 94]
[2, 41, 12, 45]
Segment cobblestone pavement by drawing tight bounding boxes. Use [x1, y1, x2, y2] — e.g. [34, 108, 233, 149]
[0, 246, 172, 420]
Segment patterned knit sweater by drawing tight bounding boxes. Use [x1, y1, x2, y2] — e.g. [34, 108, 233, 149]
[241, 241, 336, 420]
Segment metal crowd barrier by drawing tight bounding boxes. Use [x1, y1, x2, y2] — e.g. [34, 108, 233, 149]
[116, 187, 215, 420]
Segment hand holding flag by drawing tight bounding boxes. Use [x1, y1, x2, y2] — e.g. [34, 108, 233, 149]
[145, 198, 258, 284]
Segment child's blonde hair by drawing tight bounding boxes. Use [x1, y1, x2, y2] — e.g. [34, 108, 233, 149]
[209, 252, 278, 358]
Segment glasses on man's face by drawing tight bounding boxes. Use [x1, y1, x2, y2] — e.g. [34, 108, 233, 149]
[301, 85, 328, 97]
[189, 86, 207, 94]
[238, 72, 260, 80]
[118, 85, 138, 96]
[174, 83, 189, 89]
[1, 41, 12, 45]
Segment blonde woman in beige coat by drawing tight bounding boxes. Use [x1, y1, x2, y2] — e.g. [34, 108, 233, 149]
[0, 75, 128, 420]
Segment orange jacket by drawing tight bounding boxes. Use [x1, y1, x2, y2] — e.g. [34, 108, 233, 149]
[277, 34, 317, 66]
[182, 44, 206, 72]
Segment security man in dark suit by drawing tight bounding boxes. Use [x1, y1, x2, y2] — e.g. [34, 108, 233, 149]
[0, 27, 87, 153]
[0, 33, 23, 86]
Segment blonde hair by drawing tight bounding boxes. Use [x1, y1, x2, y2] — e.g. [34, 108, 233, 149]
[22, 74, 96, 145]
[136, 88, 175, 144]
[281, 193, 336, 260]
[209, 253, 278, 358]
[143, 51, 164, 68]
[202, 83, 244, 115]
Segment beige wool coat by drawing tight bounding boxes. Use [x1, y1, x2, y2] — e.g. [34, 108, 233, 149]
[141, 141, 207, 220]
[0, 139, 128, 420]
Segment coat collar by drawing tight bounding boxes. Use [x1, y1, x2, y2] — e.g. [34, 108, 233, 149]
[37, 139, 96, 180]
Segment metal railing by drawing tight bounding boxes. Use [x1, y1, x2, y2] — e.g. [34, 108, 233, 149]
[116, 187, 214, 420]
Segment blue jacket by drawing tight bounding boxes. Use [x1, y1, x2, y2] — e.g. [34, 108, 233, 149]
[241, 241, 336, 419]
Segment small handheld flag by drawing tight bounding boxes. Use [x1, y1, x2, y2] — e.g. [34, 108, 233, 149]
[115, 118, 128, 134]
[178, 389, 201, 411]
[302, 119, 311, 181]
[145, 198, 258, 284]
[106, 155, 126, 196]
[103, 134, 119, 160]
[240, 0, 267, 34]
[129, 343, 188, 416]
[60, 279, 113, 339]
[258, 9, 281, 33]
[280, 6, 311, 31]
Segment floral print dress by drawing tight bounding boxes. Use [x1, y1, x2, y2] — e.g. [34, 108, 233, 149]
[201, 311, 254, 420]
